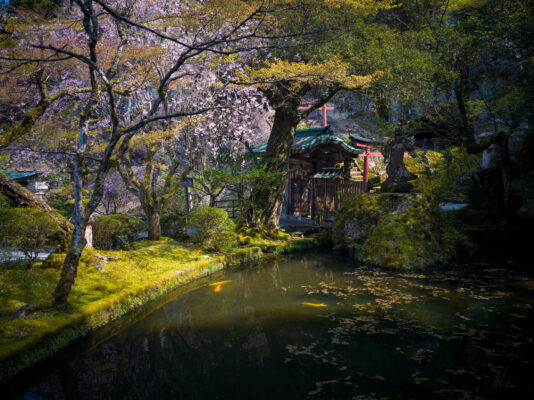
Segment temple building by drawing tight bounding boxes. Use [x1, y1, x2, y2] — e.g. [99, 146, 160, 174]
[254, 126, 366, 222]
[4, 171, 49, 199]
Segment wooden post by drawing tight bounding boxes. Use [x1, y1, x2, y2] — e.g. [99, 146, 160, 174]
[185, 186, 190, 225]
[311, 179, 316, 220]
[298, 102, 334, 127]
[363, 147, 370, 183]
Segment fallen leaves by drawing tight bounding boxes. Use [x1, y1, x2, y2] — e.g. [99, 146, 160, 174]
[284, 264, 534, 398]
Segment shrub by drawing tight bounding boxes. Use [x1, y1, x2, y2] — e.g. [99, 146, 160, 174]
[42, 253, 66, 269]
[160, 212, 186, 239]
[331, 193, 383, 252]
[92, 214, 146, 250]
[0, 194, 11, 210]
[0, 264, 9, 307]
[47, 196, 73, 219]
[0, 208, 58, 268]
[189, 207, 236, 252]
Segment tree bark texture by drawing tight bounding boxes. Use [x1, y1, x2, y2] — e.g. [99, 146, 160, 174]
[0, 172, 73, 251]
[244, 99, 301, 230]
[51, 220, 86, 308]
[145, 207, 162, 241]
[242, 82, 340, 232]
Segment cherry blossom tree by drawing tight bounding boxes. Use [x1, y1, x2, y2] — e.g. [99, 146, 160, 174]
[0, 0, 291, 308]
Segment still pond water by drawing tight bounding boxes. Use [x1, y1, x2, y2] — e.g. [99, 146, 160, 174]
[8, 252, 534, 399]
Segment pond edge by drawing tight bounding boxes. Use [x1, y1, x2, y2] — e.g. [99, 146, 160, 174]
[0, 238, 316, 383]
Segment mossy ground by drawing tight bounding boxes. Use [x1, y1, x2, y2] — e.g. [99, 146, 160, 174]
[0, 236, 314, 382]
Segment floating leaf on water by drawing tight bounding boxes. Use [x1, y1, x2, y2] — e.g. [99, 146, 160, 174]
[302, 302, 327, 308]
[455, 312, 471, 321]
[511, 313, 526, 319]
[208, 280, 232, 286]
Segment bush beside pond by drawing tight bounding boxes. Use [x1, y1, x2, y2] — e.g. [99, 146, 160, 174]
[160, 212, 186, 239]
[189, 207, 237, 252]
[333, 193, 470, 269]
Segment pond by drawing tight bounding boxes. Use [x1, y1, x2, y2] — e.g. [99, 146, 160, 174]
[5, 252, 534, 399]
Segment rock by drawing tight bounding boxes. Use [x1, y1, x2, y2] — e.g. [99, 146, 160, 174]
[89, 254, 118, 272]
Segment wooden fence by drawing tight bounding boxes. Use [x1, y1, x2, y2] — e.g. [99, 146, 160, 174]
[214, 179, 367, 223]
[311, 179, 367, 221]
[213, 199, 241, 219]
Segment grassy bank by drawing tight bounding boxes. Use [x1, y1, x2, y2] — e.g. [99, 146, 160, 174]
[0, 236, 315, 382]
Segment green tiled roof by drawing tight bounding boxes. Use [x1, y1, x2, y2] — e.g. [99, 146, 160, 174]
[4, 172, 39, 180]
[254, 126, 363, 156]
[311, 167, 344, 179]
[349, 134, 387, 145]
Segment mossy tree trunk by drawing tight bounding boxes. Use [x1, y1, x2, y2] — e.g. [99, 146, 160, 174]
[242, 82, 340, 232]
[145, 207, 162, 241]
[117, 146, 192, 242]
[456, 71, 515, 226]
[52, 8, 129, 310]
[244, 100, 301, 230]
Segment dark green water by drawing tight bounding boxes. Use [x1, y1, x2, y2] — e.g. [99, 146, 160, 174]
[7, 252, 534, 399]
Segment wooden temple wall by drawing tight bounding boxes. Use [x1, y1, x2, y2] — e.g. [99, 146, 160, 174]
[312, 179, 367, 220]
[285, 169, 312, 217]
[284, 176, 367, 220]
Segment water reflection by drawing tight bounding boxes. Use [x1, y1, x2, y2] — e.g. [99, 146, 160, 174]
[7, 252, 534, 399]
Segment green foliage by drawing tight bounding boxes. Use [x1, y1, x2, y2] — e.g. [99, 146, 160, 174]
[405, 149, 480, 205]
[0, 156, 9, 169]
[0, 194, 12, 210]
[0, 264, 9, 307]
[42, 253, 66, 269]
[92, 214, 146, 250]
[160, 212, 187, 239]
[189, 207, 237, 252]
[47, 196, 73, 219]
[331, 193, 383, 251]
[0, 208, 58, 268]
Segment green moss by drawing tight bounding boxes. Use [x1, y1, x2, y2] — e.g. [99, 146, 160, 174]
[331, 148, 479, 269]
[42, 253, 66, 269]
[0, 236, 314, 382]
[333, 193, 470, 269]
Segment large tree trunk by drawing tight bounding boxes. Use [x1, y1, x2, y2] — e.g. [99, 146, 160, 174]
[243, 100, 301, 231]
[454, 68, 475, 142]
[0, 172, 72, 251]
[498, 133, 512, 226]
[52, 220, 86, 308]
[146, 207, 162, 241]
